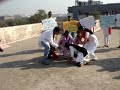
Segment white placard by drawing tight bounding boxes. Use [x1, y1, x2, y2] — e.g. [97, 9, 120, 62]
[116, 14, 120, 27]
[100, 15, 116, 28]
[42, 17, 57, 30]
[79, 16, 95, 29]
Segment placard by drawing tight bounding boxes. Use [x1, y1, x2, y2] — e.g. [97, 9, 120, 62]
[116, 14, 120, 27]
[100, 15, 115, 28]
[63, 20, 78, 32]
[79, 16, 95, 29]
[42, 18, 57, 30]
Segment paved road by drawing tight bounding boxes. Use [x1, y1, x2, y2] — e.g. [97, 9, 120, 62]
[0, 29, 120, 90]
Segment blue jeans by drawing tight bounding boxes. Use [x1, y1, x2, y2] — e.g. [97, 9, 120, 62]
[41, 41, 50, 61]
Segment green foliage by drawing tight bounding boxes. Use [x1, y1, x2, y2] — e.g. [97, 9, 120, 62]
[29, 9, 47, 23]
[91, 11, 101, 20]
[0, 9, 47, 27]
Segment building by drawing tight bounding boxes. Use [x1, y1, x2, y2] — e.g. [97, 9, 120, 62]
[75, 0, 103, 6]
[0, 16, 14, 21]
[68, 0, 120, 20]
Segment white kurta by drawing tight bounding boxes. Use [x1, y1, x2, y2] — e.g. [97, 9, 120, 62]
[84, 34, 99, 60]
[38, 30, 58, 48]
[69, 45, 89, 63]
[103, 27, 109, 46]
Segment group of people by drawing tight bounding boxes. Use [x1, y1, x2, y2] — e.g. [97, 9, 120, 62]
[38, 11, 100, 67]
[39, 24, 99, 67]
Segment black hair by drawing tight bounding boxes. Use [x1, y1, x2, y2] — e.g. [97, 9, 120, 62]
[85, 28, 93, 34]
[65, 30, 69, 34]
[77, 30, 80, 34]
[78, 26, 84, 31]
[63, 30, 69, 35]
[48, 11, 52, 15]
[68, 16, 71, 18]
[78, 26, 93, 34]
[53, 27, 60, 32]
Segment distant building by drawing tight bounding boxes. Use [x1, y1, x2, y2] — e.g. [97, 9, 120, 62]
[68, 0, 120, 20]
[75, 0, 103, 6]
[0, 16, 4, 21]
[0, 16, 14, 21]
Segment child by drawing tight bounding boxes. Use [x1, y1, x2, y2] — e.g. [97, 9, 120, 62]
[58, 30, 73, 59]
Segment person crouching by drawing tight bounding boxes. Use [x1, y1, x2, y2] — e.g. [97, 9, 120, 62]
[38, 27, 61, 65]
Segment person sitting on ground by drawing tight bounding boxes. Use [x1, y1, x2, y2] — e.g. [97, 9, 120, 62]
[65, 43, 90, 67]
[58, 30, 73, 59]
[74, 30, 84, 46]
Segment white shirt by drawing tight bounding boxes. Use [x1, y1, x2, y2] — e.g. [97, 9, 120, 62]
[39, 29, 58, 48]
[103, 27, 109, 35]
[89, 34, 99, 47]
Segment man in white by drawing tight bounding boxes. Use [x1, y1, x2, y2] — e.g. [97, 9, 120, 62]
[39, 27, 60, 65]
[103, 27, 110, 47]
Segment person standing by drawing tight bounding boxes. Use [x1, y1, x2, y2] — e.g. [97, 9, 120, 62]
[67, 16, 76, 38]
[48, 11, 52, 18]
[38, 27, 61, 65]
[103, 27, 111, 47]
[102, 12, 112, 47]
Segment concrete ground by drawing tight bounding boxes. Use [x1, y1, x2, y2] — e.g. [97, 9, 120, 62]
[0, 29, 120, 90]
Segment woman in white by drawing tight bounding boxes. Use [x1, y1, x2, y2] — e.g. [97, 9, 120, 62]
[82, 28, 99, 61]
[75, 26, 99, 61]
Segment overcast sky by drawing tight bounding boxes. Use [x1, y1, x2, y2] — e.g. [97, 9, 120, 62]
[0, 0, 120, 16]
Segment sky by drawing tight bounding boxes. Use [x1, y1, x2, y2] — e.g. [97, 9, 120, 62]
[0, 0, 120, 16]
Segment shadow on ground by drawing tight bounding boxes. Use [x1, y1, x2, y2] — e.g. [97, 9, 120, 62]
[113, 76, 120, 80]
[91, 58, 120, 72]
[0, 54, 74, 70]
[0, 49, 43, 57]
[91, 57, 120, 80]
[96, 47, 120, 53]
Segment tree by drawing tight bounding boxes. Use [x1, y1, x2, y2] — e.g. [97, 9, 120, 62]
[91, 11, 101, 20]
[0, 9, 47, 27]
[29, 9, 47, 23]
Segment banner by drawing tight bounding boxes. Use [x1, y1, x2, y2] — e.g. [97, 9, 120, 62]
[79, 16, 95, 29]
[42, 17, 57, 30]
[63, 20, 78, 32]
[116, 14, 120, 27]
[100, 15, 115, 28]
